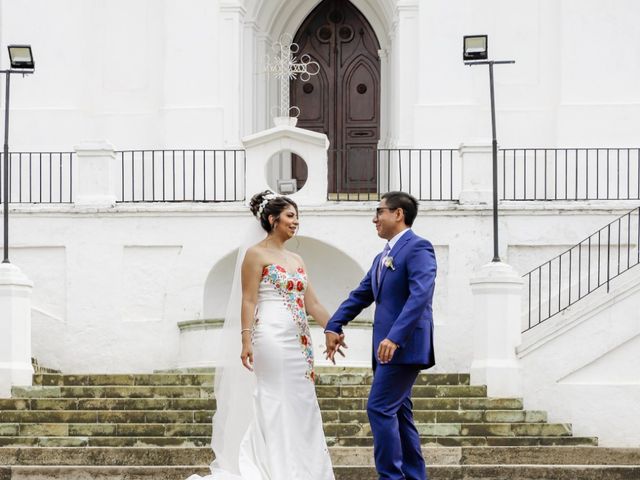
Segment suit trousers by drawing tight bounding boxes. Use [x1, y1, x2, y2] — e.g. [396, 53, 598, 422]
[367, 364, 427, 480]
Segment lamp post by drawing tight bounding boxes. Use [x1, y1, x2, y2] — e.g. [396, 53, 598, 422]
[463, 35, 514, 262]
[1, 45, 34, 264]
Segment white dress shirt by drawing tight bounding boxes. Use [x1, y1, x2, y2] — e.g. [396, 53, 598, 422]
[385, 228, 411, 253]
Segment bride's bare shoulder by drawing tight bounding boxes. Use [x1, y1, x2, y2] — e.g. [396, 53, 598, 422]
[244, 245, 268, 264]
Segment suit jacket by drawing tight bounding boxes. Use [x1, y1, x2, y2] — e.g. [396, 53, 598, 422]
[326, 229, 436, 369]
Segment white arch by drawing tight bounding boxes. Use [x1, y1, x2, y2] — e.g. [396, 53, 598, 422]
[202, 235, 368, 319]
[249, 0, 393, 49]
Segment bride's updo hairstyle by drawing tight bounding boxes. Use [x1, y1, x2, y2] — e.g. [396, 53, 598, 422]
[249, 190, 299, 233]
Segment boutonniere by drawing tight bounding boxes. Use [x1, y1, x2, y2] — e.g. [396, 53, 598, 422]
[384, 256, 395, 270]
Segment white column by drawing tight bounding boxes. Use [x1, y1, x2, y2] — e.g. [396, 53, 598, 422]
[378, 48, 390, 148]
[255, 32, 272, 133]
[74, 141, 118, 207]
[220, 1, 246, 147]
[243, 21, 258, 136]
[459, 142, 493, 205]
[0, 263, 34, 397]
[393, 0, 419, 148]
[469, 261, 523, 398]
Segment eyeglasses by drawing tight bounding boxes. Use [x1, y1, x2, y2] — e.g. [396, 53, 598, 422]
[375, 207, 397, 217]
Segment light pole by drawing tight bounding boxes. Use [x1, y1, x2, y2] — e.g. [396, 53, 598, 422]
[463, 35, 514, 262]
[1, 45, 34, 264]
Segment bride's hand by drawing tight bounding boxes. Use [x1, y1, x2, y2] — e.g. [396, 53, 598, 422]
[240, 340, 254, 371]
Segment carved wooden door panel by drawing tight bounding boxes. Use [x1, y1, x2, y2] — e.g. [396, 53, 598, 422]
[291, 0, 380, 193]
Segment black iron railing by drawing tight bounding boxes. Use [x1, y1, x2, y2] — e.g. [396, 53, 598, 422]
[330, 148, 459, 201]
[0, 152, 74, 203]
[6, 147, 640, 205]
[118, 149, 245, 202]
[501, 148, 640, 201]
[523, 206, 640, 332]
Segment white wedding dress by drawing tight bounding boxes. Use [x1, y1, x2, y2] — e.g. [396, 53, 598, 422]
[188, 263, 335, 480]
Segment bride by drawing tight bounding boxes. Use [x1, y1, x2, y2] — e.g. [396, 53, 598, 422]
[188, 191, 338, 480]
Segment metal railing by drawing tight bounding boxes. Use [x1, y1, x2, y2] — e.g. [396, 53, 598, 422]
[0, 152, 74, 203]
[501, 148, 640, 201]
[522, 206, 640, 332]
[118, 149, 245, 202]
[330, 148, 459, 201]
[6, 146, 640, 205]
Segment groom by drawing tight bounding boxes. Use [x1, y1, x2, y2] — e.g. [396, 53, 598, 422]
[325, 191, 436, 480]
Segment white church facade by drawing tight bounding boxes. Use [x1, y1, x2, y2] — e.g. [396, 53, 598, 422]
[0, 0, 639, 448]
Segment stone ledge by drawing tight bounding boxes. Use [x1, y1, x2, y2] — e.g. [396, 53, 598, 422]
[5, 200, 640, 217]
[177, 317, 373, 331]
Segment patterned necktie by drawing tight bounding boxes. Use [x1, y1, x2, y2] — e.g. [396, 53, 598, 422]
[377, 242, 391, 283]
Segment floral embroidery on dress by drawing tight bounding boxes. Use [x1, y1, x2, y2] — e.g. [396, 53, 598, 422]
[261, 264, 315, 382]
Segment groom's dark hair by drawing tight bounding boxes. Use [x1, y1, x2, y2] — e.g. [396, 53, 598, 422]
[381, 191, 419, 226]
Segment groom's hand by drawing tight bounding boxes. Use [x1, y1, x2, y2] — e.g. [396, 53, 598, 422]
[324, 332, 348, 364]
[377, 338, 398, 364]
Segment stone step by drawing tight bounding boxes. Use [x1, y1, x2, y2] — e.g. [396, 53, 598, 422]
[333, 465, 640, 480]
[330, 436, 598, 447]
[332, 446, 639, 466]
[11, 384, 486, 399]
[0, 396, 523, 411]
[32, 374, 214, 387]
[0, 446, 453, 467]
[0, 466, 210, 479]
[0, 398, 216, 411]
[0, 446, 637, 467]
[1, 464, 637, 480]
[323, 422, 573, 438]
[0, 435, 599, 449]
[0, 446, 211, 466]
[0, 422, 571, 439]
[316, 372, 471, 386]
[320, 397, 524, 411]
[459, 446, 640, 465]
[323, 410, 547, 424]
[0, 436, 212, 447]
[10, 386, 214, 399]
[0, 423, 212, 437]
[32, 372, 471, 387]
[0, 410, 213, 424]
[317, 385, 488, 398]
[0, 409, 545, 424]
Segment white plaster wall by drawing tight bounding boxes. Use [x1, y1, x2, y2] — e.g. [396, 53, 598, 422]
[416, 0, 640, 147]
[1, 1, 639, 150]
[10, 247, 67, 369]
[3, 201, 635, 375]
[518, 267, 640, 446]
[0, 0, 223, 150]
[557, 0, 640, 145]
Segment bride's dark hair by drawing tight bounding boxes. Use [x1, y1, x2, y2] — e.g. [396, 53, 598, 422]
[249, 190, 299, 233]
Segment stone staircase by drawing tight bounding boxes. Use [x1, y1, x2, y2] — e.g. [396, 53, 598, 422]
[0, 367, 638, 479]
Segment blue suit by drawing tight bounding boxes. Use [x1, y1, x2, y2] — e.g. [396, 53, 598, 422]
[326, 229, 436, 480]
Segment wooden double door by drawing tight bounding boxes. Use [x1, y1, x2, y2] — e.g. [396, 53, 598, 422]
[290, 0, 381, 193]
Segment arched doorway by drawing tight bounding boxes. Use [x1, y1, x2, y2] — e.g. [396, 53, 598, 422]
[202, 237, 370, 319]
[290, 0, 381, 194]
